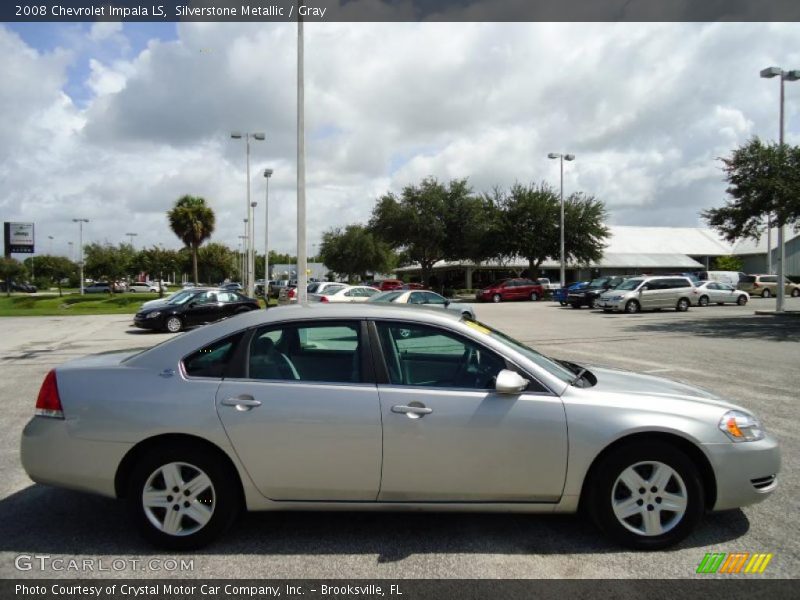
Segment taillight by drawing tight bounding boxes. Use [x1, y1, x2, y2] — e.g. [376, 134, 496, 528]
[288, 288, 296, 298]
[35, 370, 64, 419]
[753, 282, 759, 288]
[320, 296, 329, 303]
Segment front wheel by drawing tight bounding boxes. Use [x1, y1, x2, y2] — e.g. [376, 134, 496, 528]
[624, 300, 639, 314]
[737, 295, 748, 305]
[492, 294, 502, 303]
[792, 288, 800, 298]
[165, 316, 183, 333]
[762, 289, 771, 298]
[698, 295, 709, 307]
[586, 442, 704, 550]
[128, 445, 241, 550]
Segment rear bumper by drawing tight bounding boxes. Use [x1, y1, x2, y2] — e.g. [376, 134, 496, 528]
[703, 435, 780, 511]
[20, 417, 133, 498]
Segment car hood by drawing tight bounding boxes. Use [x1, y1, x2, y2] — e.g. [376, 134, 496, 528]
[588, 365, 743, 411]
[141, 298, 170, 309]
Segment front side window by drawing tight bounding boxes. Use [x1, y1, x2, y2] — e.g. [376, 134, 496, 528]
[376, 322, 506, 390]
[422, 292, 447, 305]
[249, 322, 362, 383]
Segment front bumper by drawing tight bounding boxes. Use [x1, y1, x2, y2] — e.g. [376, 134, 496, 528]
[133, 314, 163, 330]
[21, 417, 133, 498]
[703, 434, 780, 511]
[597, 297, 625, 310]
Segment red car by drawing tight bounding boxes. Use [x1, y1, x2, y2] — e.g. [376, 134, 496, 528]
[378, 279, 404, 291]
[476, 278, 544, 303]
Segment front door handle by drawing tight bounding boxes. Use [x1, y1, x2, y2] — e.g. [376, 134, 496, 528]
[391, 404, 433, 418]
[221, 395, 262, 411]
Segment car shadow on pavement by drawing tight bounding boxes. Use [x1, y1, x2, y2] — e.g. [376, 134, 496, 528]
[622, 314, 800, 342]
[0, 485, 750, 560]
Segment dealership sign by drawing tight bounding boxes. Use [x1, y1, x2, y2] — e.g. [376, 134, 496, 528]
[4, 222, 35, 255]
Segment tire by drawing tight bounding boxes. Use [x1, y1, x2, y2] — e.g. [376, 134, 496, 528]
[586, 441, 705, 550]
[698, 295, 709, 307]
[127, 444, 241, 550]
[676, 298, 690, 312]
[762, 289, 771, 298]
[165, 316, 183, 333]
[559, 301, 566, 306]
[737, 295, 748, 305]
[603, 309, 612, 313]
[530, 292, 539, 302]
[571, 302, 582, 309]
[792, 288, 800, 298]
[492, 294, 502, 303]
[590, 297, 599, 309]
[624, 300, 639, 314]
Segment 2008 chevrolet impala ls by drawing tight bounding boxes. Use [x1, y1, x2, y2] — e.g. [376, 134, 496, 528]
[21, 304, 779, 550]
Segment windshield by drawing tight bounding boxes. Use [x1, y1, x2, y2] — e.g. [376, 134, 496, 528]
[167, 291, 197, 305]
[614, 278, 643, 291]
[588, 278, 608, 287]
[464, 320, 576, 385]
[369, 291, 404, 303]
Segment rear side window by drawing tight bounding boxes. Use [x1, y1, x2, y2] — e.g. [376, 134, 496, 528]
[761, 276, 777, 283]
[182, 333, 244, 378]
[739, 275, 755, 284]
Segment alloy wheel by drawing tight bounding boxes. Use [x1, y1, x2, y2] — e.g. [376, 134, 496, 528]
[611, 461, 688, 537]
[698, 296, 709, 307]
[142, 462, 216, 537]
[166, 316, 182, 333]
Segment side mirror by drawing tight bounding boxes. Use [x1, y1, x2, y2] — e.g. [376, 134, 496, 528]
[444, 299, 451, 307]
[640, 285, 648, 292]
[188, 301, 197, 308]
[495, 369, 529, 394]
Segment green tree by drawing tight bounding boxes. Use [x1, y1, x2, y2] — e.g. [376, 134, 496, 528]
[702, 138, 800, 242]
[135, 246, 181, 297]
[83, 243, 135, 292]
[369, 178, 478, 285]
[319, 225, 395, 282]
[167, 195, 216, 285]
[24, 255, 78, 296]
[0, 257, 26, 296]
[197, 243, 236, 284]
[562, 192, 611, 267]
[712, 255, 744, 272]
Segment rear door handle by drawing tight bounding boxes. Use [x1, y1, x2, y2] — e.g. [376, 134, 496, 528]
[221, 395, 262, 411]
[391, 404, 433, 418]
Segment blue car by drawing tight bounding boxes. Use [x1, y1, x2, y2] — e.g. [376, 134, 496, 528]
[553, 281, 589, 305]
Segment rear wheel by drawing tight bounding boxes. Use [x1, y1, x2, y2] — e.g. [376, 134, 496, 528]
[698, 295, 709, 307]
[165, 316, 183, 333]
[530, 292, 539, 301]
[762, 289, 771, 298]
[128, 445, 240, 550]
[737, 295, 748, 305]
[676, 298, 690, 312]
[586, 441, 704, 550]
[792, 288, 800, 298]
[624, 300, 639, 314]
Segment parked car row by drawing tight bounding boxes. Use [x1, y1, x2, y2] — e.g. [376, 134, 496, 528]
[133, 287, 259, 333]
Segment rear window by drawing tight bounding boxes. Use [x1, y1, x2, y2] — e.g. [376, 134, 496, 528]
[761, 276, 777, 283]
[182, 333, 244, 378]
[738, 275, 755, 284]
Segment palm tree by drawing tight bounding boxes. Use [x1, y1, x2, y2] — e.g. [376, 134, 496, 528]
[167, 195, 216, 285]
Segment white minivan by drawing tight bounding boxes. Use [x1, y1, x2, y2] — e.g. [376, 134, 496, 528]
[597, 276, 696, 313]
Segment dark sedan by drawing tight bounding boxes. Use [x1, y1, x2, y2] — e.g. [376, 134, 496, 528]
[134, 289, 259, 333]
[567, 276, 626, 308]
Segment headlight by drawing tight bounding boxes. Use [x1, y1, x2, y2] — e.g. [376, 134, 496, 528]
[719, 410, 764, 442]
[610, 295, 623, 301]
[146, 311, 161, 319]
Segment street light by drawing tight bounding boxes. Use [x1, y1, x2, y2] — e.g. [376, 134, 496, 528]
[125, 232, 138, 248]
[263, 168, 274, 305]
[297, 16, 308, 305]
[72, 219, 89, 295]
[48, 235, 54, 254]
[760, 66, 800, 313]
[548, 152, 576, 288]
[68, 241, 74, 261]
[231, 131, 266, 297]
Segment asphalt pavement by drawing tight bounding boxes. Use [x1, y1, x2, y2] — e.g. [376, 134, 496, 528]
[0, 298, 797, 579]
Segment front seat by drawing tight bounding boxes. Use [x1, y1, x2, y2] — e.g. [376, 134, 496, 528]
[250, 336, 299, 380]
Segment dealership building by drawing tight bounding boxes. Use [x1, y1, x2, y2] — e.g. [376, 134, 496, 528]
[395, 225, 800, 289]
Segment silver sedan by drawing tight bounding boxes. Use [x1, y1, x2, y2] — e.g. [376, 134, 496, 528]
[693, 281, 750, 307]
[21, 304, 779, 550]
[367, 289, 476, 319]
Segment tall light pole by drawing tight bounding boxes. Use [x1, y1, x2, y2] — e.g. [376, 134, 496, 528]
[263, 168, 273, 304]
[68, 241, 74, 261]
[242, 218, 248, 286]
[48, 235, 54, 254]
[297, 15, 308, 305]
[760, 66, 800, 313]
[548, 152, 576, 288]
[231, 131, 266, 297]
[238, 235, 247, 282]
[125, 232, 138, 248]
[72, 218, 89, 295]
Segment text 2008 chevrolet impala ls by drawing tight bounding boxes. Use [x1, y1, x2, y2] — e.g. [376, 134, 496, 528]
[21, 304, 779, 550]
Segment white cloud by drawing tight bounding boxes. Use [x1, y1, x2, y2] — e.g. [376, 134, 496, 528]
[2, 21, 800, 261]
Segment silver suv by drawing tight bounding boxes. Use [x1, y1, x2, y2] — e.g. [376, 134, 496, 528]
[597, 276, 696, 314]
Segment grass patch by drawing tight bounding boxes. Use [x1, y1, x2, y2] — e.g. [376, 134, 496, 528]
[0, 293, 164, 316]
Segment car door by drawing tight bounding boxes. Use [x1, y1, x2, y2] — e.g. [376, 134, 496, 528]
[183, 291, 219, 326]
[705, 282, 721, 303]
[215, 320, 382, 501]
[639, 280, 661, 309]
[373, 320, 568, 502]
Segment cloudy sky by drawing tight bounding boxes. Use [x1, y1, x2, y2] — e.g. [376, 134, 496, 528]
[2, 20, 799, 257]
